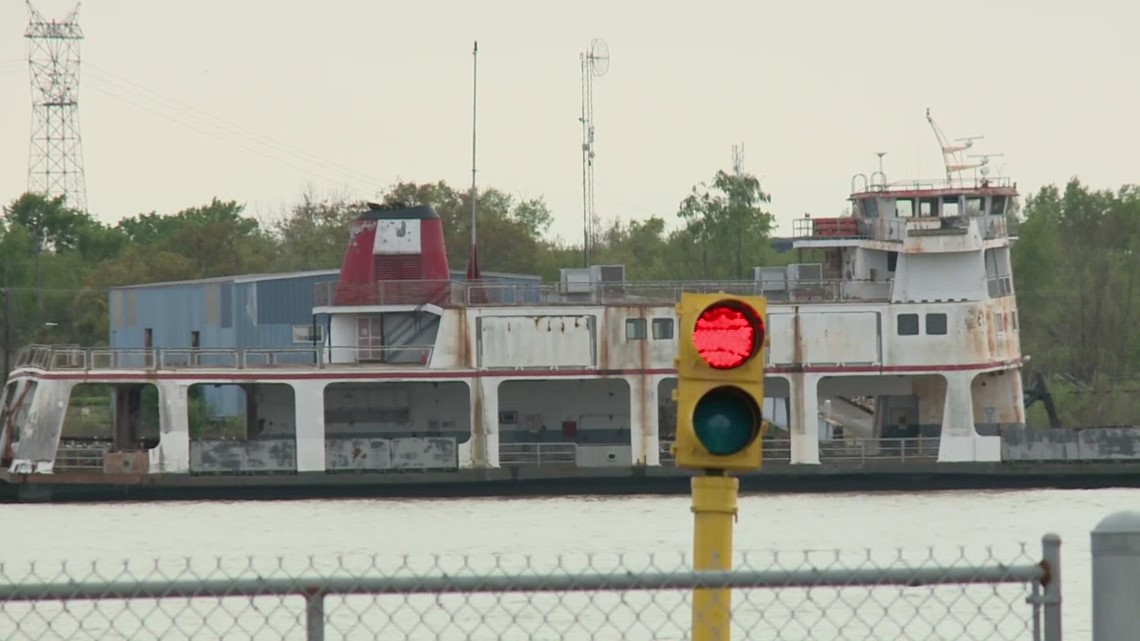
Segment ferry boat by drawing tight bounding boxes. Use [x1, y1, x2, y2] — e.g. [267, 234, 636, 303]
[0, 115, 1031, 494]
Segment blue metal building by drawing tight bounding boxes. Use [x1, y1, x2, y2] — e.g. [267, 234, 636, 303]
[108, 268, 542, 416]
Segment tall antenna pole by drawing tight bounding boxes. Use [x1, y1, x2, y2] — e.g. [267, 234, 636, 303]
[579, 52, 590, 268]
[25, 1, 87, 212]
[579, 39, 609, 268]
[466, 41, 481, 282]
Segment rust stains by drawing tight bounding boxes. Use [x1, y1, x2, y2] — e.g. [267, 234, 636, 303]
[470, 381, 485, 468]
[964, 303, 990, 361]
[456, 309, 472, 369]
[597, 310, 610, 372]
[787, 306, 807, 447]
[790, 306, 804, 373]
[635, 307, 650, 466]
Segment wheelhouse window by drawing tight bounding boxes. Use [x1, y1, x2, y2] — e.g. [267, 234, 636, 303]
[925, 313, 947, 335]
[897, 313, 919, 336]
[625, 318, 647, 340]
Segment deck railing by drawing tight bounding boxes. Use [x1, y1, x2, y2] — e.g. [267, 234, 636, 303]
[850, 175, 1017, 194]
[13, 345, 436, 372]
[55, 440, 112, 472]
[499, 442, 578, 467]
[792, 213, 1018, 243]
[312, 277, 894, 309]
[660, 437, 942, 466]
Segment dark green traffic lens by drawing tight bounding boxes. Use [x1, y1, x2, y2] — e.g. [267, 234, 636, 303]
[693, 386, 760, 455]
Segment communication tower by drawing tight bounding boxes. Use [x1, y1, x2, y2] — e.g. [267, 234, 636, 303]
[25, 1, 87, 212]
[579, 38, 609, 267]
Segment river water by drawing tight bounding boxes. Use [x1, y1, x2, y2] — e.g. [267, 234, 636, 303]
[1, 487, 1134, 640]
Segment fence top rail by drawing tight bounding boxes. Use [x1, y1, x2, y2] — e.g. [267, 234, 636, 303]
[0, 562, 1047, 603]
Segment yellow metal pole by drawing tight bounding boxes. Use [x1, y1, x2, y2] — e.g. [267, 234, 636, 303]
[691, 471, 738, 641]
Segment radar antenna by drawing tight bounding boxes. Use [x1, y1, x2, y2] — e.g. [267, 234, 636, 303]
[925, 108, 985, 187]
[579, 38, 609, 267]
[968, 153, 1005, 186]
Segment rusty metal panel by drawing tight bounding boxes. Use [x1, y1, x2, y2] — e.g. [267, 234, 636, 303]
[1076, 427, 1140, 460]
[325, 438, 392, 471]
[10, 380, 69, 474]
[1002, 426, 1140, 461]
[103, 451, 150, 474]
[767, 311, 880, 366]
[189, 438, 296, 473]
[1001, 427, 1082, 461]
[190, 441, 244, 473]
[243, 439, 296, 472]
[478, 315, 594, 369]
[389, 437, 457, 470]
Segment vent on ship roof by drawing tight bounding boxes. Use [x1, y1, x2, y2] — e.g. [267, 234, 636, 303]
[790, 263, 823, 283]
[754, 266, 788, 291]
[560, 268, 592, 294]
[591, 264, 625, 283]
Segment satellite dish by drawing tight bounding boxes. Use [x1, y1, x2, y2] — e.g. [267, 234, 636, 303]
[588, 38, 609, 76]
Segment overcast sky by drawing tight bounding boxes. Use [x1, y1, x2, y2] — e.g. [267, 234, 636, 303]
[1, 0, 1136, 245]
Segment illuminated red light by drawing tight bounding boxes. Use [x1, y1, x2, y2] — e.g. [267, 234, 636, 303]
[692, 302, 763, 369]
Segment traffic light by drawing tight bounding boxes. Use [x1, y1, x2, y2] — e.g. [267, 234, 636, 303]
[672, 293, 767, 471]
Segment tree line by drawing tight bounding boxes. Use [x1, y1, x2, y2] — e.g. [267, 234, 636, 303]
[1, 169, 1136, 427]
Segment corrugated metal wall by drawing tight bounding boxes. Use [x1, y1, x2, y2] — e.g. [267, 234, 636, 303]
[235, 273, 337, 348]
[109, 280, 238, 350]
[109, 269, 541, 351]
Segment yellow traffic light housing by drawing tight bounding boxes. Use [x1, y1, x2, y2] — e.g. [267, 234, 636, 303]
[672, 293, 767, 472]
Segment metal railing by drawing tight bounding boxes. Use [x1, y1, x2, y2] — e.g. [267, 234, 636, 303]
[13, 345, 436, 372]
[772, 436, 942, 464]
[314, 277, 895, 309]
[0, 537, 1059, 640]
[54, 441, 110, 471]
[850, 175, 1017, 194]
[792, 213, 1017, 244]
[661, 437, 942, 466]
[499, 442, 578, 467]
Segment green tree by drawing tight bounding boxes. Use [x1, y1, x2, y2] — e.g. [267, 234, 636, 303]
[269, 191, 363, 272]
[1013, 178, 1140, 426]
[676, 169, 775, 279]
[379, 181, 557, 277]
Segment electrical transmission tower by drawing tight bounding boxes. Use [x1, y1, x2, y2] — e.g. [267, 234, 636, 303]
[25, 1, 87, 212]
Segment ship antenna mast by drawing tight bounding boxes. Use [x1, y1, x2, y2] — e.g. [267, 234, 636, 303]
[579, 38, 609, 268]
[925, 108, 984, 187]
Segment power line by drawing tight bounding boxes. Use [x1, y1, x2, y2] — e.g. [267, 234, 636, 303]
[81, 79, 376, 197]
[82, 64, 387, 190]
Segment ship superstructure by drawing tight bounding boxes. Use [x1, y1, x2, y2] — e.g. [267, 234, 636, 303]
[0, 115, 1026, 482]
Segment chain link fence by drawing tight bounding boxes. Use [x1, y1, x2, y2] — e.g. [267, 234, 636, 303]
[0, 536, 1059, 640]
